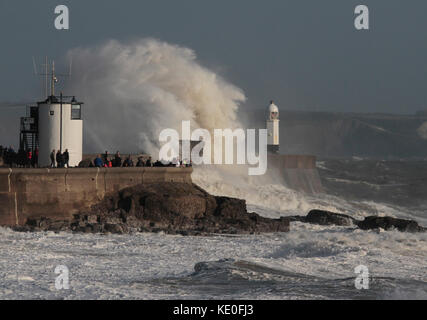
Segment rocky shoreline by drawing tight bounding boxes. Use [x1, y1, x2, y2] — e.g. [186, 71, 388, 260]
[289, 209, 426, 233]
[11, 183, 426, 235]
[13, 183, 290, 235]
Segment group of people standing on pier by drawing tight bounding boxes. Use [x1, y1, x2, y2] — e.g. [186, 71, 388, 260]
[91, 151, 192, 168]
[92, 151, 149, 168]
[1, 146, 193, 169]
[0, 145, 38, 168]
[50, 149, 70, 168]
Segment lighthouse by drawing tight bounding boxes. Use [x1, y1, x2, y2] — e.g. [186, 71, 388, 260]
[266, 100, 279, 154]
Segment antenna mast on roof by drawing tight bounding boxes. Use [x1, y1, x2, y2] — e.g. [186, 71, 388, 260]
[32, 56, 72, 98]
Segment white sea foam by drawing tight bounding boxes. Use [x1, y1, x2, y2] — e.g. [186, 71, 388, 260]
[0, 221, 425, 299]
[192, 165, 427, 225]
[1, 163, 425, 299]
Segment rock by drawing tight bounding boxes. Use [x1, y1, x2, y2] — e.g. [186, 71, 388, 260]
[125, 216, 142, 229]
[104, 223, 124, 234]
[86, 182, 292, 234]
[357, 216, 425, 233]
[14, 182, 427, 236]
[91, 224, 104, 233]
[103, 216, 122, 225]
[26, 218, 39, 227]
[11, 225, 31, 232]
[215, 197, 247, 219]
[305, 210, 356, 226]
[164, 195, 206, 219]
[81, 226, 93, 233]
[293, 209, 426, 233]
[48, 220, 70, 232]
[16, 217, 69, 233]
[14, 182, 293, 235]
[86, 215, 98, 224]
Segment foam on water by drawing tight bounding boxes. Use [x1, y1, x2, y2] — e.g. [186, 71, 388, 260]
[1, 163, 425, 299]
[192, 165, 427, 225]
[0, 221, 425, 299]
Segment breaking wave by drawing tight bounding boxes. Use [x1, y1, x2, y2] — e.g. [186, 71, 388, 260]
[65, 38, 245, 155]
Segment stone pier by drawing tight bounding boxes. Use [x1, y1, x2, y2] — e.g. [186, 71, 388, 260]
[0, 167, 192, 226]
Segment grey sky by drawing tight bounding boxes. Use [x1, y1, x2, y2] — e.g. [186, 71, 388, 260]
[0, 0, 426, 114]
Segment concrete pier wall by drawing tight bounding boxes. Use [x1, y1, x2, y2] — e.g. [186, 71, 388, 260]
[0, 167, 192, 226]
[268, 154, 324, 194]
[0, 154, 322, 227]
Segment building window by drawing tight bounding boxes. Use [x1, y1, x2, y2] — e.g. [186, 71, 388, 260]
[71, 104, 81, 120]
[50, 111, 54, 116]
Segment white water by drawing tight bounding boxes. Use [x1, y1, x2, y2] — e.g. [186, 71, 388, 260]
[192, 165, 427, 226]
[65, 38, 245, 155]
[0, 166, 426, 299]
[0, 223, 425, 299]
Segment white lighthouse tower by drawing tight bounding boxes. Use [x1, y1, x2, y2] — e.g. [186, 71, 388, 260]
[37, 60, 83, 167]
[266, 100, 279, 154]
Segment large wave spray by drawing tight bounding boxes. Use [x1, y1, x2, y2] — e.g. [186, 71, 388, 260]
[65, 38, 245, 155]
[64, 38, 325, 215]
[63, 38, 419, 222]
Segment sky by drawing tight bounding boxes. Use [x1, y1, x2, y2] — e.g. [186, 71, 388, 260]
[0, 0, 426, 114]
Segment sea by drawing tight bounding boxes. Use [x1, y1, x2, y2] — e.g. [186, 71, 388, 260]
[0, 159, 426, 300]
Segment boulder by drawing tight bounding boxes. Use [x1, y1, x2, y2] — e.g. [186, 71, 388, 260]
[357, 216, 425, 233]
[86, 215, 98, 224]
[215, 197, 247, 219]
[104, 223, 124, 234]
[18, 217, 70, 233]
[305, 210, 356, 226]
[292, 209, 426, 233]
[14, 182, 291, 235]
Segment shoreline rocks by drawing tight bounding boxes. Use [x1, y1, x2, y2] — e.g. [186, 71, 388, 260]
[11, 184, 425, 235]
[290, 209, 425, 233]
[13, 183, 290, 235]
[292, 209, 357, 226]
[356, 216, 425, 233]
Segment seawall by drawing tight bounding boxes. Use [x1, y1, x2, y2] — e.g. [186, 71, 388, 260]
[268, 154, 324, 194]
[0, 167, 192, 227]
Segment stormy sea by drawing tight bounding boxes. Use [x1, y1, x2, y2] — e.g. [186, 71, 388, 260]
[0, 39, 426, 300]
[0, 159, 426, 300]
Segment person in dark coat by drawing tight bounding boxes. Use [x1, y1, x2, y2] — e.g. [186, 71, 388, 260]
[114, 151, 122, 167]
[136, 157, 145, 167]
[63, 149, 70, 168]
[103, 151, 109, 164]
[56, 150, 63, 168]
[146, 156, 152, 167]
[50, 149, 56, 168]
[153, 160, 164, 167]
[123, 155, 134, 167]
[32, 148, 39, 168]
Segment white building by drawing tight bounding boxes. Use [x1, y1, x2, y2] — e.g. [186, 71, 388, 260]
[37, 95, 83, 167]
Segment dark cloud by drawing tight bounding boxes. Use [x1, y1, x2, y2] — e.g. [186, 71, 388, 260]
[0, 0, 426, 115]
